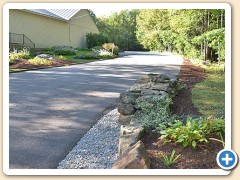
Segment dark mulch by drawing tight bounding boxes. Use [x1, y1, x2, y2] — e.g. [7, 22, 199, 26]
[10, 58, 75, 70]
[142, 132, 222, 169]
[142, 59, 222, 169]
[170, 59, 207, 116]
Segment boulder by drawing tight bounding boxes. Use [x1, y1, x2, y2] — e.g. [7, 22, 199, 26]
[118, 103, 136, 115]
[112, 141, 150, 169]
[118, 124, 144, 155]
[120, 124, 144, 136]
[36, 54, 54, 60]
[118, 114, 133, 125]
[148, 73, 170, 83]
[141, 89, 168, 98]
[169, 78, 178, 88]
[119, 91, 141, 104]
[135, 76, 151, 84]
[150, 83, 169, 91]
[129, 82, 153, 92]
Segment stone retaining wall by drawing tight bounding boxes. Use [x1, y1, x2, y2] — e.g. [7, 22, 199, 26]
[112, 73, 179, 169]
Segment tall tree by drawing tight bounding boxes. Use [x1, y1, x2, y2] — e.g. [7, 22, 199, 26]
[93, 9, 143, 50]
[136, 9, 225, 62]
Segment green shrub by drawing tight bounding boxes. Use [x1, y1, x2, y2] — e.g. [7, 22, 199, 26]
[55, 49, 76, 55]
[42, 47, 54, 53]
[75, 47, 92, 51]
[28, 57, 52, 66]
[73, 55, 98, 59]
[86, 33, 108, 48]
[134, 95, 175, 131]
[160, 116, 225, 148]
[200, 116, 225, 135]
[53, 46, 76, 55]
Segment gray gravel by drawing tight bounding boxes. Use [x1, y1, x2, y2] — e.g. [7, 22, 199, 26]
[57, 108, 120, 169]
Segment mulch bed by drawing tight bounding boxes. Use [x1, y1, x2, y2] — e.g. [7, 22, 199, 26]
[142, 59, 222, 169]
[10, 58, 75, 70]
[142, 132, 222, 169]
[170, 59, 207, 116]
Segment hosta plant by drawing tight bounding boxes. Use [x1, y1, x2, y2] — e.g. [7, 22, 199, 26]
[160, 116, 225, 148]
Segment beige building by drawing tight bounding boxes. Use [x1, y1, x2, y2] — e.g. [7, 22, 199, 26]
[9, 9, 100, 49]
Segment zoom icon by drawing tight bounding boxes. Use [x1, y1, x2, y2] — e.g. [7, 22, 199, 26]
[217, 149, 238, 170]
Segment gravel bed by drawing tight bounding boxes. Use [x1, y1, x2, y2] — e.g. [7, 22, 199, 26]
[57, 108, 120, 169]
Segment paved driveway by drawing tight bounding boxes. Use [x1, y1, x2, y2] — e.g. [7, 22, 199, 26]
[9, 51, 183, 169]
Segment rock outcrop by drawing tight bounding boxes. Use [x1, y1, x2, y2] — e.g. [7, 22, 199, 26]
[112, 141, 150, 169]
[113, 73, 180, 169]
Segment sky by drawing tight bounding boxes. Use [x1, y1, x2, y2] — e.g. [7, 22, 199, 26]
[90, 8, 127, 17]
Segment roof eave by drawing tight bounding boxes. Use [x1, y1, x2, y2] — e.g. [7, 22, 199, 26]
[21, 9, 69, 22]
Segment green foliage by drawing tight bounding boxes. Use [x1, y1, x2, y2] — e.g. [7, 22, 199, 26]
[53, 46, 76, 55]
[42, 47, 54, 54]
[201, 117, 225, 134]
[55, 49, 76, 55]
[65, 50, 101, 61]
[75, 47, 92, 51]
[86, 32, 108, 48]
[218, 133, 225, 148]
[95, 9, 144, 51]
[102, 43, 119, 55]
[158, 150, 181, 167]
[28, 57, 52, 66]
[160, 116, 225, 148]
[9, 58, 15, 65]
[134, 95, 175, 131]
[73, 55, 98, 60]
[136, 9, 171, 52]
[136, 9, 225, 61]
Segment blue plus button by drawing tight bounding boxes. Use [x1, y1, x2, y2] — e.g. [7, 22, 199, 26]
[217, 149, 238, 170]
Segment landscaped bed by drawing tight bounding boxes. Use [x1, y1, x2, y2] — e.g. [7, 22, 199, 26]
[9, 44, 119, 73]
[9, 58, 75, 72]
[142, 132, 222, 169]
[141, 59, 225, 169]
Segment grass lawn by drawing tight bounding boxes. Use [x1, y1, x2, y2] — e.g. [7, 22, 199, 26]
[191, 64, 225, 118]
[9, 68, 27, 73]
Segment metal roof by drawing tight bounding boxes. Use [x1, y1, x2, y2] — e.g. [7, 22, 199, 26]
[25, 9, 80, 21]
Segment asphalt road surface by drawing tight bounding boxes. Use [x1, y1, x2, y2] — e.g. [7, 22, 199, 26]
[9, 51, 183, 169]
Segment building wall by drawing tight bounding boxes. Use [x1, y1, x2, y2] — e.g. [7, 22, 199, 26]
[69, 9, 100, 47]
[9, 9, 99, 48]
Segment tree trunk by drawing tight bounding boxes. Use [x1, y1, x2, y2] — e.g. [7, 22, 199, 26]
[218, 40, 220, 65]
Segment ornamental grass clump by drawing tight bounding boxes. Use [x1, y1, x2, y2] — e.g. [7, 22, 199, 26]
[158, 150, 181, 167]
